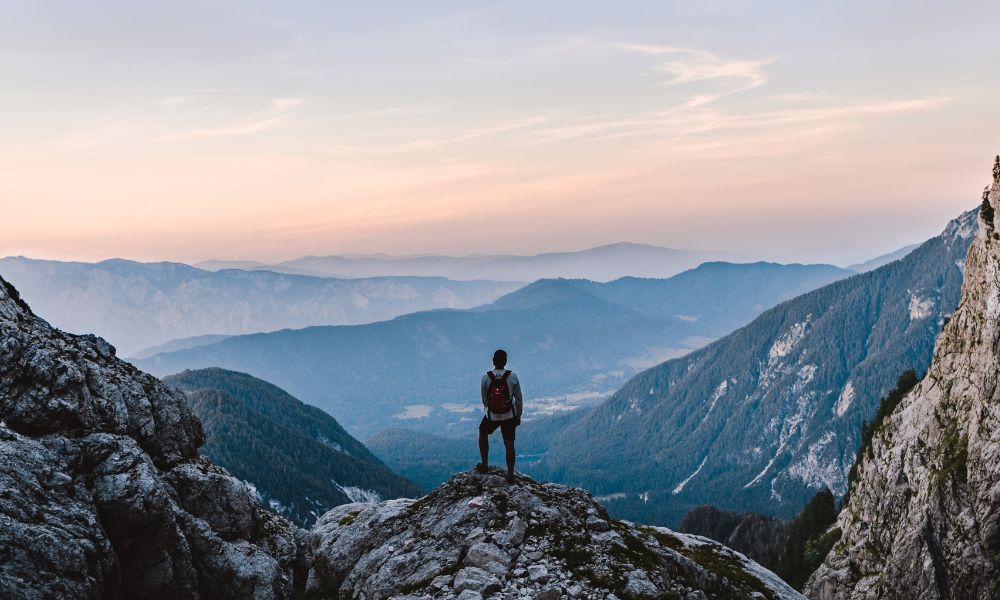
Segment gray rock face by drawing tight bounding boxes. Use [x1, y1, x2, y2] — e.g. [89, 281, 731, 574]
[306, 468, 803, 599]
[0, 277, 306, 599]
[806, 161, 1000, 599]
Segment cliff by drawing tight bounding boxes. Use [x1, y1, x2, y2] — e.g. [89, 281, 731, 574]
[805, 157, 1000, 598]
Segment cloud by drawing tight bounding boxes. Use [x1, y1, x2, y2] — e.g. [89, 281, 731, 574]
[157, 97, 305, 142]
[617, 43, 773, 107]
[656, 52, 771, 89]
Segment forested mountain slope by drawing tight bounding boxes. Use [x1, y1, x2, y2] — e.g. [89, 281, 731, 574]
[165, 368, 421, 526]
[538, 209, 976, 525]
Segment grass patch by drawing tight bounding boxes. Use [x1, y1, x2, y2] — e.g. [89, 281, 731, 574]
[934, 420, 968, 488]
[338, 510, 361, 526]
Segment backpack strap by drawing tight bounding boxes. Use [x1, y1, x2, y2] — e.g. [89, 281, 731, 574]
[487, 371, 496, 381]
[501, 370, 511, 381]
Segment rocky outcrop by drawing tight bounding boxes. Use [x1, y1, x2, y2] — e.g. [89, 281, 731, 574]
[805, 158, 1000, 599]
[0, 276, 306, 599]
[306, 467, 803, 599]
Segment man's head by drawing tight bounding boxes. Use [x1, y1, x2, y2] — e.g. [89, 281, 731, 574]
[493, 349, 508, 369]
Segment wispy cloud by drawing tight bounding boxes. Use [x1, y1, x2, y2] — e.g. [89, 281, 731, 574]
[157, 97, 305, 142]
[526, 96, 951, 148]
[618, 43, 774, 110]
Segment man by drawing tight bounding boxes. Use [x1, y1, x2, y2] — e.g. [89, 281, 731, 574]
[476, 349, 523, 484]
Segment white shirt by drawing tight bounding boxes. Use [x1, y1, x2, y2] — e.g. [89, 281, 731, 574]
[480, 368, 523, 421]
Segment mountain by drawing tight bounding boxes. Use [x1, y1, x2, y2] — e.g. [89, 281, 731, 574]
[536, 208, 977, 526]
[0, 272, 804, 599]
[0, 276, 306, 598]
[0, 256, 520, 356]
[805, 159, 1000, 599]
[567, 262, 851, 339]
[305, 468, 804, 599]
[844, 243, 920, 273]
[164, 368, 422, 526]
[136, 262, 851, 438]
[132, 333, 231, 360]
[201, 242, 747, 282]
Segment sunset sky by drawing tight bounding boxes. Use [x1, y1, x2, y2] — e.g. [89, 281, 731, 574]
[2, 0, 999, 265]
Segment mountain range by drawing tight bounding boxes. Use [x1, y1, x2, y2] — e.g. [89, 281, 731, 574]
[0, 256, 519, 356]
[196, 242, 746, 282]
[136, 261, 852, 438]
[368, 209, 977, 529]
[536, 209, 976, 525]
[164, 368, 421, 526]
[0, 271, 799, 599]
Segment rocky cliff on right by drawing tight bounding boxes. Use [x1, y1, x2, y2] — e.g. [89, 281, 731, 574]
[805, 157, 1000, 599]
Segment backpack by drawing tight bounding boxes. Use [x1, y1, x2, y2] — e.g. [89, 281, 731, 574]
[486, 370, 513, 415]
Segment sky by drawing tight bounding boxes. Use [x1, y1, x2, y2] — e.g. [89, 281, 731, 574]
[1, 0, 999, 266]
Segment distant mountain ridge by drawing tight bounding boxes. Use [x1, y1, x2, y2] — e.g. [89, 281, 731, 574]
[136, 261, 851, 438]
[536, 209, 977, 525]
[165, 368, 421, 526]
[844, 243, 920, 272]
[198, 242, 747, 282]
[0, 256, 520, 355]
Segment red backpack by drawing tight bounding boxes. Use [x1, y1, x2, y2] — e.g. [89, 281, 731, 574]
[486, 370, 513, 414]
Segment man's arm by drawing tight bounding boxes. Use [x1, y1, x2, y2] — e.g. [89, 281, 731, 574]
[481, 373, 489, 407]
[511, 374, 523, 417]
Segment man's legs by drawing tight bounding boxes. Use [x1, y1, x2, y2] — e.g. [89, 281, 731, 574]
[478, 430, 490, 469]
[503, 439, 515, 481]
[477, 416, 496, 473]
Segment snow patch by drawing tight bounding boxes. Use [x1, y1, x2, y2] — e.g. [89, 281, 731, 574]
[334, 482, 382, 504]
[745, 390, 814, 488]
[786, 431, 846, 495]
[676, 314, 699, 322]
[317, 435, 349, 455]
[909, 293, 934, 320]
[834, 381, 855, 417]
[698, 381, 728, 426]
[595, 492, 626, 502]
[768, 319, 810, 363]
[944, 213, 976, 240]
[672, 456, 708, 494]
[759, 318, 812, 388]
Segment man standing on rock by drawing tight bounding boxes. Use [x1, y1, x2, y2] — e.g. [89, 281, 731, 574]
[476, 349, 523, 484]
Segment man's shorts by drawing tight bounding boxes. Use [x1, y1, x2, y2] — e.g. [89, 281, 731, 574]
[479, 415, 518, 441]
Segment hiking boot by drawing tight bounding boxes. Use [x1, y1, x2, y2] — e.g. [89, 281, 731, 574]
[475, 463, 489, 474]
